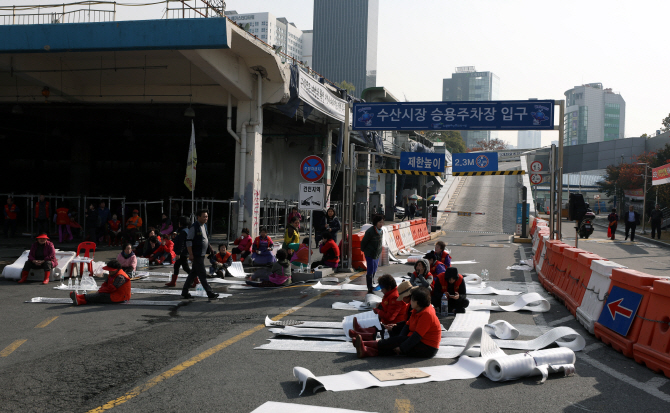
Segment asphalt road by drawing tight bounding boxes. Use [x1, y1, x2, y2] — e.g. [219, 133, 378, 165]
[1, 173, 669, 412]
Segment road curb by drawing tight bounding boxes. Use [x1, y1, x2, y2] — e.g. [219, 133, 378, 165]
[592, 221, 670, 250]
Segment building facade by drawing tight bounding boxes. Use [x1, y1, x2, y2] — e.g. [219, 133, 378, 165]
[517, 130, 541, 149]
[225, 11, 309, 63]
[442, 66, 500, 147]
[564, 83, 626, 146]
[312, 0, 379, 97]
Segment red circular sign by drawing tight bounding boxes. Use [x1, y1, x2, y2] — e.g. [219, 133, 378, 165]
[530, 161, 543, 172]
[300, 155, 325, 182]
[530, 174, 543, 185]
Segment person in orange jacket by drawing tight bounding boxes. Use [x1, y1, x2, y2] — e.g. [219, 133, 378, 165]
[152, 235, 176, 265]
[55, 205, 73, 242]
[4, 196, 19, 238]
[34, 194, 50, 236]
[124, 209, 143, 242]
[209, 243, 233, 277]
[373, 274, 410, 325]
[310, 231, 340, 270]
[70, 259, 131, 305]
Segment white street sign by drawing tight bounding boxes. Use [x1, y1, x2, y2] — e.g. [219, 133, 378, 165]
[299, 183, 325, 210]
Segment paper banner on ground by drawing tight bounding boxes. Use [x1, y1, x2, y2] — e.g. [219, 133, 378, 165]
[332, 294, 382, 311]
[270, 327, 349, 341]
[343, 311, 382, 338]
[53, 286, 232, 297]
[441, 326, 585, 352]
[264, 316, 343, 329]
[26, 297, 182, 306]
[484, 320, 519, 340]
[251, 401, 378, 413]
[467, 293, 550, 312]
[484, 348, 576, 383]
[228, 262, 246, 278]
[313, 281, 369, 291]
[467, 286, 522, 296]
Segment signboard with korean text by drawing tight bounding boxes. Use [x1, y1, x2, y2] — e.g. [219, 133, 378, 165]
[399, 152, 444, 173]
[352, 100, 555, 131]
[299, 183, 325, 210]
[298, 69, 347, 122]
[652, 163, 670, 186]
[452, 152, 499, 173]
[624, 189, 644, 200]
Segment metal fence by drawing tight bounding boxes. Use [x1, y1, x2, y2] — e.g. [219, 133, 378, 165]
[0, 1, 116, 25]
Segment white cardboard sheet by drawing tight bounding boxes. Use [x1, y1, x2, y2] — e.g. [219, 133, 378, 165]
[251, 401, 377, 413]
[26, 297, 182, 306]
[467, 293, 550, 313]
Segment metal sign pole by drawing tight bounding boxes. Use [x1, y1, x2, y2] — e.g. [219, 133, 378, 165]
[308, 210, 313, 270]
[557, 100, 565, 240]
[549, 144, 556, 240]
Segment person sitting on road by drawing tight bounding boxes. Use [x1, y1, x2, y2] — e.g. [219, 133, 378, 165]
[408, 258, 433, 290]
[283, 216, 301, 254]
[107, 214, 122, 246]
[373, 274, 410, 325]
[159, 213, 173, 236]
[143, 236, 162, 262]
[70, 259, 131, 305]
[209, 243, 233, 277]
[290, 237, 310, 271]
[433, 241, 451, 267]
[116, 243, 137, 274]
[151, 235, 176, 265]
[432, 267, 469, 314]
[350, 280, 415, 341]
[124, 209, 143, 242]
[232, 227, 253, 263]
[251, 227, 276, 265]
[310, 231, 340, 270]
[350, 287, 441, 358]
[248, 249, 291, 286]
[423, 251, 446, 288]
[18, 234, 58, 284]
[137, 228, 161, 257]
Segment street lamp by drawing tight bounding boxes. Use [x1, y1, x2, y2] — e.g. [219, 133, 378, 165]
[636, 162, 652, 234]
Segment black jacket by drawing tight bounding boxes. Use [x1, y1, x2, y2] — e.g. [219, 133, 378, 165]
[173, 227, 188, 255]
[650, 209, 664, 223]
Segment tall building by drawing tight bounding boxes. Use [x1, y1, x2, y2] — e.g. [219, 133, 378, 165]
[564, 83, 625, 146]
[442, 66, 500, 147]
[517, 130, 541, 149]
[312, 0, 379, 97]
[225, 11, 309, 63]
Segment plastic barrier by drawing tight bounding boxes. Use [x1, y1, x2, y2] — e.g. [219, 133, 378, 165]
[382, 226, 398, 255]
[633, 279, 670, 378]
[538, 239, 561, 286]
[410, 221, 422, 244]
[1, 250, 76, 282]
[351, 232, 367, 270]
[534, 232, 550, 270]
[553, 247, 587, 303]
[538, 241, 566, 292]
[594, 268, 661, 358]
[392, 225, 405, 252]
[544, 243, 571, 295]
[563, 253, 605, 316]
[398, 221, 415, 248]
[575, 260, 626, 334]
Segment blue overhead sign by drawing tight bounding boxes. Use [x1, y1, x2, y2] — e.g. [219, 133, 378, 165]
[400, 152, 444, 173]
[597, 286, 643, 336]
[452, 152, 499, 173]
[352, 100, 555, 131]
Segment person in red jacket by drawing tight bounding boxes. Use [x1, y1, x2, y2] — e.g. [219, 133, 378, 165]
[432, 267, 469, 314]
[34, 194, 50, 237]
[70, 259, 131, 305]
[4, 197, 19, 238]
[434, 241, 451, 268]
[152, 235, 176, 265]
[373, 274, 409, 325]
[350, 287, 441, 358]
[209, 243, 233, 277]
[107, 214, 122, 246]
[232, 228, 253, 263]
[55, 205, 73, 242]
[310, 231, 340, 270]
[18, 234, 58, 284]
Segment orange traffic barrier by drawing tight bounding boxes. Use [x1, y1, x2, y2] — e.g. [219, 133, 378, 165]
[544, 243, 570, 295]
[554, 247, 587, 303]
[392, 224, 404, 251]
[594, 268, 661, 358]
[538, 240, 563, 288]
[633, 279, 670, 378]
[563, 252, 606, 316]
[410, 221, 421, 244]
[533, 229, 550, 268]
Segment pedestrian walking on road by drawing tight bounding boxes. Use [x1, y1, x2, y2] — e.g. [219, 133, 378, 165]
[181, 209, 218, 300]
[649, 204, 663, 240]
[624, 205, 640, 241]
[607, 208, 618, 240]
[361, 214, 384, 293]
[166, 216, 191, 287]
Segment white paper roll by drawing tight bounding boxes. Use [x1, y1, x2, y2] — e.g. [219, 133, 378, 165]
[485, 348, 576, 383]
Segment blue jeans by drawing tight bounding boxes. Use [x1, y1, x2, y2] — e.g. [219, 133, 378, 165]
[365, 255, 378, 290]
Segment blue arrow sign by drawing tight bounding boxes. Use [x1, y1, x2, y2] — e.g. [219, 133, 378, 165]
[597, 285, 643, 336]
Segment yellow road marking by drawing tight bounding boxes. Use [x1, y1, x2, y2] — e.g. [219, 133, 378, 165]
[88, 272, 364, 412]
[1, 339, 27, 357]
[395, 399, 415, 413]
[35, 316, 59, 328]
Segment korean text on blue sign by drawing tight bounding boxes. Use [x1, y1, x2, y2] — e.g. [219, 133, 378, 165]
[400, 152, 444, 173]
[452, 152, 499, 172]
[352, 100, 555, 131]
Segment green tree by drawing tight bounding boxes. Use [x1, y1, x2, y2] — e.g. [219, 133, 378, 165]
[422, 131, 467, 154]
[336, 80, 355, 94]
[662, 113, 670, 133]
[467, 138, 509, 152]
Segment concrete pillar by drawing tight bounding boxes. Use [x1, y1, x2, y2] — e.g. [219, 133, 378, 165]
[323, 126, 334, 206]
[234, 102, 263, 238]
[355, 153, 371, 222]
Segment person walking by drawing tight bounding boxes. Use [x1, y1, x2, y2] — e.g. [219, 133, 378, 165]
[649, 204, 663, 240]
[360, 214, 384, 293]
[181, 210, 218, 300]
[34, 194, 50, 236]
[167, 216, 190, 287]
[624, 205, 641, 242]
[607, 208, 618, 240]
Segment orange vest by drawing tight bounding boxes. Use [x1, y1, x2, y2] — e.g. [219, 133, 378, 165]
[126, 215, 142, 229]
[108, 270, 131, 302]
[437, 273, 463, 294]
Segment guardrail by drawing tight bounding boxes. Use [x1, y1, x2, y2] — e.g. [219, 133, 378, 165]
[0, 1, 116, 25]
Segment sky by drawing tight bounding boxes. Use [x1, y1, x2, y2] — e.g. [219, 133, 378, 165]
[3, 0, 668, 147]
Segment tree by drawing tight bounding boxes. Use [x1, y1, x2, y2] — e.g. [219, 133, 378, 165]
[662, 113, 670, 133]
[598, 151, 663, 212]
[467, 138, 509, 152]
[640, 133, 650, 138]
[421, 131, 467, 154]
[336, 80, 355, 94]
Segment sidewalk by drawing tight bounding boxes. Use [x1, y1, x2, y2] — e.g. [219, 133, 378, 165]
[593, 217, 670, 249]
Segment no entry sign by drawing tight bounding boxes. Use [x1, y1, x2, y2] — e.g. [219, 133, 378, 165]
[300, 155, 325, 182]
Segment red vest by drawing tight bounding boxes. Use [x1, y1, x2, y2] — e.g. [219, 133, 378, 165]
[56, 208, 70, 225]
[215, 251, 232, 263]
[98, 270, 131, 302]
[5, 204, 18, 220]
[437, 273, 463, 294]
[108, 220, 121, 231]
[35, 201, 50, 219]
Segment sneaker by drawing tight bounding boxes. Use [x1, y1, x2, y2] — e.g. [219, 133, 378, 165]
[69, 291, 79, 306]
[207, 293, 219, 300]
[181, 293, 193, 299]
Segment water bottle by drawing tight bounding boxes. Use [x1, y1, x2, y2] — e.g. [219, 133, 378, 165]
[480, 269, 486, 283]
[484, 269, 489, 281]
[67, 276, 72, 289]
[441, 293, 448, 314]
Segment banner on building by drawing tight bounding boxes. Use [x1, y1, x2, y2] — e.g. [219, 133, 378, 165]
[624, 188, 644, 200]
[184, 122, 197, 192]
[652, 163, 670, 186]
[297, 69, 347, 122]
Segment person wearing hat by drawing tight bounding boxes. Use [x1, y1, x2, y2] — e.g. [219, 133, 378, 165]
[69, 259, 131, 305]
[351, 280, 415, 339]
[350, 287, 441, 358]
[432, 267, 469, 314]
[423, 251, 446, 287]
[408, 258, 433, 290]
[124, 209, 143, 243]
[18, 234, 58, 284]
